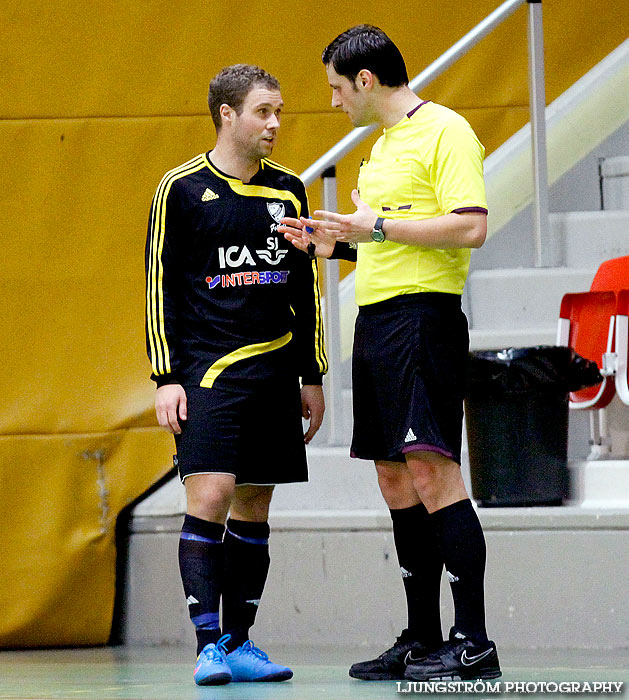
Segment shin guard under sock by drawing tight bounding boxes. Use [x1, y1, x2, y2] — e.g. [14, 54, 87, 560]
[222, 518, 270, 652]
[178, 514, 225, 655]
[430, 499, 488, 643]
[390, 502, 444, 647]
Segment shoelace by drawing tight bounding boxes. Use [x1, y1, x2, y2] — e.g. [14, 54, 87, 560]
[202, 633, 231, 663]
[379, 635, 413, 660]
[216, 633, 231, 654]
[241, 640, 269, 660]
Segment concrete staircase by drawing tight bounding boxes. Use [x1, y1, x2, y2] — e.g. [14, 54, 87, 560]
[468, 209, 629, 352]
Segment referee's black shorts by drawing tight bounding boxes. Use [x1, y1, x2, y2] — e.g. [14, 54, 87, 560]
[174, 377, 308, 485]
[350, 292, 469, 464]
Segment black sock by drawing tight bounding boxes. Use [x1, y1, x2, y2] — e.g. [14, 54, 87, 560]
[222, 518, 271, 652]
[178, 514, 225, 655]
[390, 503, 444, 648]
[430, 499, 488, 644]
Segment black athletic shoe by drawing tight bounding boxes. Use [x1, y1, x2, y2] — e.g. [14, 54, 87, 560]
[349, 630, 438, 681]
[404, 627, 501, 681]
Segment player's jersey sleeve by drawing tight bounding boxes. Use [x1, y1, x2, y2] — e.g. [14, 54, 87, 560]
[289, 182, 328, 384]
[145, 178, 183, 387]
[330, 241, 358, 262]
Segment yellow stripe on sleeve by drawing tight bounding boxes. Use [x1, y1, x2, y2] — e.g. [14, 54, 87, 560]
[311, 259, 328, 374]
[146, 155, 206, 376]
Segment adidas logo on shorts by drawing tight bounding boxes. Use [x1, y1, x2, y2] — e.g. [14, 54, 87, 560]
[405, 428, 417, 442]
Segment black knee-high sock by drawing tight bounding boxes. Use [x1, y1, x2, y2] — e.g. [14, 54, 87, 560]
[430, 499, 488, 643]
[390, 503, 444, 648]
[178, 514, 225, 655]
[222, 518, 270, 651]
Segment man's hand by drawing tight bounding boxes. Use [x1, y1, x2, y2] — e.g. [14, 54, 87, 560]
[301, 384, 325, 444]
[155, 384, 187, 434]
[309, 189, 378, 244]
[278, 217, 336, 258]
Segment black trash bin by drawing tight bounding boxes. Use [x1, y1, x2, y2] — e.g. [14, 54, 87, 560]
[465, 346, 602, 507]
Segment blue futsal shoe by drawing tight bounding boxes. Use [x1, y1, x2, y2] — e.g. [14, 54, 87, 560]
[193, 634, 232, 686]
[226, 640, 293, 682]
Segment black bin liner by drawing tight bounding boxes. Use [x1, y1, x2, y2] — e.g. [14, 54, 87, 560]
[465, 346, 602, 507]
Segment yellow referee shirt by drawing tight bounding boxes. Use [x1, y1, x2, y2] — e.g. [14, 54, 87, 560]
[356, 101, 487, 306]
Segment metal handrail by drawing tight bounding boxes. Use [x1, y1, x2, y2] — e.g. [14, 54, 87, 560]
[300, 0, 527, 187]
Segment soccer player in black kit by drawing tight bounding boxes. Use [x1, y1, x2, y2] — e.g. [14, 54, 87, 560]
[145, 64, 327, 685]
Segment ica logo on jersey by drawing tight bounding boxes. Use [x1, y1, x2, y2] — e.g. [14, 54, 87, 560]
[217, 238, 288, 269]
[206, 203, 291, 289]
[208, 241, 290, 287]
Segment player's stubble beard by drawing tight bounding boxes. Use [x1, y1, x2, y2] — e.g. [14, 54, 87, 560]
[237, 132, 276, 168]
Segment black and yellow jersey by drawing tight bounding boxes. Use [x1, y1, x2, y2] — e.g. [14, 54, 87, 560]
[145, 153, 327, 389]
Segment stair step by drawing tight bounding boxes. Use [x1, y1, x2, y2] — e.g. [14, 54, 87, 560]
[569, 460, 629, 508]
[469, 267, 594, 330]
[550, 210, 629, 268]
[469, 326, 557, 351]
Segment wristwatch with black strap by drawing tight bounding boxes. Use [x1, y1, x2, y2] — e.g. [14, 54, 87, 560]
[371, 216, 386, 243]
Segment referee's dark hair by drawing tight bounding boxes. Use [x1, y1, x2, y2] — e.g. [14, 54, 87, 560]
[322, 25, 409, 88]
[208, 64, 280, 131]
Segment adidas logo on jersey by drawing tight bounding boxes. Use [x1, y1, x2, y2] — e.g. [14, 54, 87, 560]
[447, 570, 460, 583]
[186, 595, 199, 606]
[201, 188, 219, 202]
[404, 428, 417, 442]
[400, 567, 413, 578]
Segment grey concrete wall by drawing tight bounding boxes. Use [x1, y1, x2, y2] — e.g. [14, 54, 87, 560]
[122, 509, 629, 650]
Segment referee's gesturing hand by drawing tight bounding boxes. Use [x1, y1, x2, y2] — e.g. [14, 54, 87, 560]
[311, 189, 378, 243]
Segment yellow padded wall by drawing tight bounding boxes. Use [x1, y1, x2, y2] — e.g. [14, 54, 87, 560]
[1, 0, 628, 646]
[0, 429, 173, 646]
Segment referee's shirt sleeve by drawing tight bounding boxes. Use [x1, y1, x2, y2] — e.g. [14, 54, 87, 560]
[432, 118, 488, 215]
[289, 183, 328, 385]
[145, 180, 182, 387]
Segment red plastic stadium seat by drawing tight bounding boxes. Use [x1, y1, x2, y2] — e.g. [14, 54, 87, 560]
[590, 255, 629, 294]
[556, 256, 629, 411]
[614, 289, 629, 405]
[556, 291, 616, 409]
[556, 256, 629, 462]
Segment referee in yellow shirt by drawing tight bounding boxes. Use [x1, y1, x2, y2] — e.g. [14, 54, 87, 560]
[280, 24, 501, 683]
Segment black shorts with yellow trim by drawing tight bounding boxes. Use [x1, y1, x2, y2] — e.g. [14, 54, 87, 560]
[350, 292, 469, 464]
[174, 377, 308, 485]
